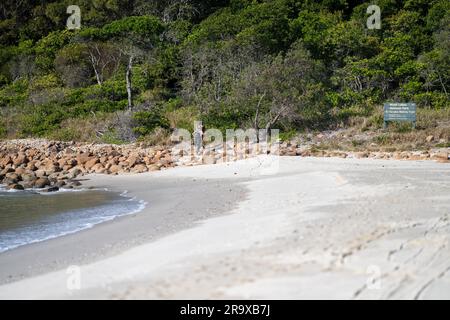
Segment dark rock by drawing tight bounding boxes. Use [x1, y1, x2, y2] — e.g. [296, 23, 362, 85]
[55, 180, 66, 188]
[41, 186, 59, 193]
[8, 184, 24, 191]
[68, 180, 82, 187]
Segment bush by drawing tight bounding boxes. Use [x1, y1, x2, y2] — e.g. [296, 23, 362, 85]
[165, 105, 200, 132]
[133, 105, 169, 136]
[137, 127, 172, 146]
[0, 121, 6, 139]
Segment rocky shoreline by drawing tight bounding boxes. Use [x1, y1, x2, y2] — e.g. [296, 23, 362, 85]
[0, 140, 175, 192]
[0, 139, 448, 192]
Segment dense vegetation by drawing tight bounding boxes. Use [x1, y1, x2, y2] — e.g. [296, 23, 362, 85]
[0, 0, 448, 143]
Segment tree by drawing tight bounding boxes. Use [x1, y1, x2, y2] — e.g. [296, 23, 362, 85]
[84, 42, 123, 86]
[419, 18, 449, 98]
[221, 42, 326, 132]
[102, 16, 164, 110]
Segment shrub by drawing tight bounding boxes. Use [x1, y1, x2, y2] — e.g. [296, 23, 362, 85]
[165, 105, 200, 132]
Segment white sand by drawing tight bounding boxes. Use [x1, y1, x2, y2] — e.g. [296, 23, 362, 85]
[0, 156, 449, 299]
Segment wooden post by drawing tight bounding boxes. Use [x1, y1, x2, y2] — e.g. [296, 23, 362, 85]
[194, 121, 203, 155]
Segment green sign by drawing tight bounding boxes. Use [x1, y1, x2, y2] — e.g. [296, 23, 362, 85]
[384, 102, 416, 128]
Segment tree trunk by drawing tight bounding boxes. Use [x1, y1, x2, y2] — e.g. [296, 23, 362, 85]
[88, 53, 102, 86]
[126, 55, 134, 110]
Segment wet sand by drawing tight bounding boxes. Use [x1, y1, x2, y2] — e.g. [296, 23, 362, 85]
[0, 174, 246, 284]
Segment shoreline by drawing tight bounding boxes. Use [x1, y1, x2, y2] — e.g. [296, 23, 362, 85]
[0, 187, 146, 254]
[0, 170, 247, 285]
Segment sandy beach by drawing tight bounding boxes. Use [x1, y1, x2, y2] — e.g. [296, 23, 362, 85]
[0, 156, 449, 299]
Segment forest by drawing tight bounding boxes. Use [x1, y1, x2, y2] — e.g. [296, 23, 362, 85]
[0, 0, 448, 144]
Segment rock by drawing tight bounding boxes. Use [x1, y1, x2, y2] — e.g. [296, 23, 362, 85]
[148, 164, 161, 171]
[355, 151, 369, 159]
[426, 135, 434, 143]
[62, 165, 73, 171]
[393, 152, 402, 160]
[8, 184, 24, 191]
[154, 151, 163, 161]
[92, 163, 106, 174]
[21, 172, 37, 182]
[1, 166, 14, 175]
[108, 165, 121, 174]
[26, 161, 37, 171]
[6, 172, 21, 180]
[41, 186, 59, 193]
[0, 156, 12, 167]
[76, 153, 93, 165]
[34, 177, 50, 188]
[14, 167, 27, 175]
[84, 158, 99, 170]
[55, 180, 66, 188]
[4, 178, 18, 185]
[35, 169, 47, 178]
[432, 151, 449, 161]
[19, 182, 33, 189]
[43, 164, 59, 175]
[132, 164, 147, 173]
[68, 180, 82, 187]
[127, 154, 140, 167]
[67, 167, 82, 179]
[13, 153, 28, 166]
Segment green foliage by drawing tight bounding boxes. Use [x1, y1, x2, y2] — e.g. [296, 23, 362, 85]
[0, 120, 6, 139]
[0, 0, 448, 142]
[133, 105, 169, 136]
[34, 30, 73, 71]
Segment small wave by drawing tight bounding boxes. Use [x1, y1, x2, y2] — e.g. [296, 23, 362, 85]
[0, 191, 146, 253]
[35, 187, 108, 196]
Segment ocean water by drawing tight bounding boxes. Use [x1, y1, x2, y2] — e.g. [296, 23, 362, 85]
[0, 186, 145, 253]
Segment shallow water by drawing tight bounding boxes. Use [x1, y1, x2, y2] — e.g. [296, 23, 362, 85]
[0, 187, 145, 253]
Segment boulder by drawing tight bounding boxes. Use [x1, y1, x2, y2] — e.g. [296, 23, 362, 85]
[127, 154, 140, 167]
[67, 167, 81, 179]
[35, 169, 47, 178]
[14, 167, 28, 175]
[76, 153, 93, 165]
[34, 177, 50, 188]
[92, 163, 106, 173]
[21, 172, 37, 182]
[108, 165, 121, 174]
[55, 180, 66, 188]
[41, 186, 59, 193]
[68, 180, 82, 187]
[132, 164, 147, 173]
[84, 158, 99, 170]
[0, 166, 14, 175]
[13, 153, 28, 166]
[5, 172, 21, 181]
[432, 151, 449, 161]
[7, 184, 24, 191]
[148, 164, 161, 171]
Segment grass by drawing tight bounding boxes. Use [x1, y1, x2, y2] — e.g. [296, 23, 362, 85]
[298, 106, 450, 152]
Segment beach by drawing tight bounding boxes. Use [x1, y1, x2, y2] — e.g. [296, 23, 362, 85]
[0, 156, 449, 299]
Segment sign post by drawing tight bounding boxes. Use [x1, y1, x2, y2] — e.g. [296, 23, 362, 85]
[383, 103, 416, 129]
